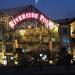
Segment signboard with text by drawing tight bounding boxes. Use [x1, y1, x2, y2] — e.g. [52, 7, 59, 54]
[9, 12, 55, 30]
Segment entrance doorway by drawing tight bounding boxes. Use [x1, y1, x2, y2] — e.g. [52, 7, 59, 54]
[14, 20, 51, 65]
[15, 20, 49, 52]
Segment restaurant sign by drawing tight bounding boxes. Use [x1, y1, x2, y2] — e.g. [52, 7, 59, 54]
[9, 12, 54, 29]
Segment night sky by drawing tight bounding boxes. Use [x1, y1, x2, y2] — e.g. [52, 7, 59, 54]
[0, 0, 75, 19]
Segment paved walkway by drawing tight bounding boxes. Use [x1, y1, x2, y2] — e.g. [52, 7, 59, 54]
[0, 65, 75, 74]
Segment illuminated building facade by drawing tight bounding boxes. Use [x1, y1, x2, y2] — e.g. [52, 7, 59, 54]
[0, 5, 74, 65]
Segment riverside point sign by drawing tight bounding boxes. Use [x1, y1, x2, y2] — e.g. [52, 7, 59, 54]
[9, 12, 55, 29]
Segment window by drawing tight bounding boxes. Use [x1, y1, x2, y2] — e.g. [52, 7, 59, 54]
[62, 37, 70, 44]
[72, 30, 75, 34]
[61, 27, 69, 35]
[6, 44, 13, 52]
[5, 33, 13, 42]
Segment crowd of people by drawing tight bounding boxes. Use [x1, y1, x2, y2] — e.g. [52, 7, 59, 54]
[15, 46, 73, 66]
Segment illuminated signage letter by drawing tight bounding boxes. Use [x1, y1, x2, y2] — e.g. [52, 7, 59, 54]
[22, 14, 26, 19]
[18, 15, 23, 21]
[9, 21, 15, 28]
[9, 12, 54, 29]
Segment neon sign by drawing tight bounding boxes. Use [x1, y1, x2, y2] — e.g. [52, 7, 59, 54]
[9, 12, 54, 29]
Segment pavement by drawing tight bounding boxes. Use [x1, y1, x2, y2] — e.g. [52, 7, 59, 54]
[0, 65, 75, 75]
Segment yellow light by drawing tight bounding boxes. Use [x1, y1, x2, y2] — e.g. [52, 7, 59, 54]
[54, 26, 58, 32]
[3, 60, 7, 65]
[70, 21, 75, 38]
[49, 60, 53, 64]
[19, 29, 25, 36]
[15, 61, 18, 65]
[28, 26, 31, 28]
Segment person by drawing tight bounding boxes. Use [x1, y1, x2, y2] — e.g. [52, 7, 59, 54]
[15, 45, 23, 65]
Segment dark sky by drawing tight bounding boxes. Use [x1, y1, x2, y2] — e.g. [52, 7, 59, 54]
[0, 0, 75, 19]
